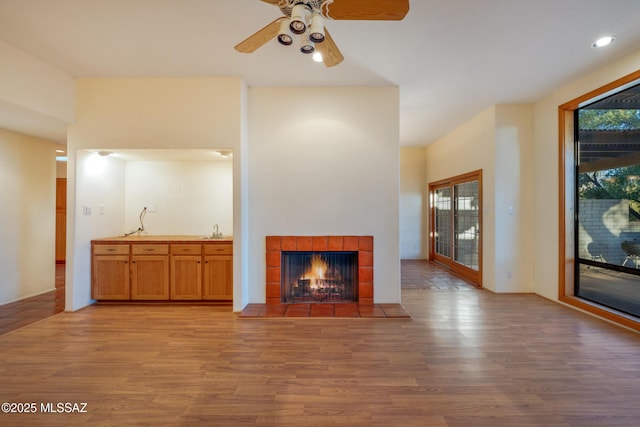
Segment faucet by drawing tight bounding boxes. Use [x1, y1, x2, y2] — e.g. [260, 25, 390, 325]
[212, 224, 222, 238]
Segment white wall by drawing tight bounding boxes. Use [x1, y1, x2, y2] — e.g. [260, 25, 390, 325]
[0, 128, 57, 304]
[68, 78, 245, 311]
[248, 86, 401, 304]
[124, 160, 233, 236]
[73, 150, 126, 308]
[533, 49, 640, 301]
[400, 147, 427, 259]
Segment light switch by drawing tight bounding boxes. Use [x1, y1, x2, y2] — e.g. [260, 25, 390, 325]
[83, 204, 92, 215]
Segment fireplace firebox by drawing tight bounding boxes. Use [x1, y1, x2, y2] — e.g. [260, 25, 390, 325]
[281, 251, 358, 303]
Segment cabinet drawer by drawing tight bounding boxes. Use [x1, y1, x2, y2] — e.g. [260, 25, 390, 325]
[170, 244, 202, 255]
[204, 244, 232, 255]
[132, 244, 169, 255]
[93, 244, 130, 255]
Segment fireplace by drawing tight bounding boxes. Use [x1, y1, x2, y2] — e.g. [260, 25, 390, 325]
[266, 236, 374, 306]
[281, 251, 358, 303]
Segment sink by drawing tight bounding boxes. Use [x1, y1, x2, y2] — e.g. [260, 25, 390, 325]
[202, 235, 229, 239]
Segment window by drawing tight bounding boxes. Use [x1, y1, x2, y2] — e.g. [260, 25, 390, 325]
[559, 70, 640, 330]
[575, 84, 640, 317]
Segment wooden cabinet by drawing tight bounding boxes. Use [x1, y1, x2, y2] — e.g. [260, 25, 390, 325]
[203, 244, 233, 301]
[91, 238, 232, 302]
[92, 244, 130, 300]
[131, 245, 169, 300]
[170, 245, 202, 300]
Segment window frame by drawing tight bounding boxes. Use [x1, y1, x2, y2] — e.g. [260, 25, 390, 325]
[558, 69, 640, 331]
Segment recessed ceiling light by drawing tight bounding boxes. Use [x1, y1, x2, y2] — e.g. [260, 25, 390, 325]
[591, 36, 615, 48]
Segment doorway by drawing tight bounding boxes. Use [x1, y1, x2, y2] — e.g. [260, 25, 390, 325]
[429, 170, 483, 286]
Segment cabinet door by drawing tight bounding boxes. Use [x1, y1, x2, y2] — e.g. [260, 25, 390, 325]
[170, 255, 202, 300]
[93, 255, 130, 300]
[203, 255, 233, 300]
[131, 255, 170, 300]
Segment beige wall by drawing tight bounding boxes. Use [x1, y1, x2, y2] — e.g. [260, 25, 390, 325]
[426, 107, 497, 290]
[0, 128, 57, 304]
[0, 40, 75, 142]
[400, 147, 427, 259]
[425, 105, 535, 292]
[533, 49, 640, 301]
[248, 86, 401, 303]
[68, 77, 246, 310]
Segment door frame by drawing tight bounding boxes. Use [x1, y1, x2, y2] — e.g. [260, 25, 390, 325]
[428, 169, 483, 287]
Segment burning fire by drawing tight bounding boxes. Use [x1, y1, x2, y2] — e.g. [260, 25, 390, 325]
[301, 254, 327, 289]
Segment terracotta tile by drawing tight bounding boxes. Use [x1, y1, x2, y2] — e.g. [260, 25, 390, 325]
[310, 304, 335, 317]
[328, 236, 344, 251]
[358, 236, 374, 251]
[359, 267, 373, 282]
[359, 282, 373, 298]
[358, 304, 384, 316]
[266, 251, 281, 267]
[358, 297, 374, 306]
[343, 236, 359, 251]
[266, 267, 281, 283]
[238, 304, 264, 317]
[266, 284, 281, 299]
[296, 236, 313, 251]
[266, 297, 283, 307]
[282, 236, 297, 251]
[312, 236, 328, 251]
[335, 303, 360, 317]
[359, 250, 373, 267]
[262, 304, 288, 316]
[266, 236, 281, 251]
[284, 304, 310, 317]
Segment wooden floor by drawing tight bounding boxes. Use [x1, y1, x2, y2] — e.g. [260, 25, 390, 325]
[1, 261, 640, 426]
[0, 265, 64, 335]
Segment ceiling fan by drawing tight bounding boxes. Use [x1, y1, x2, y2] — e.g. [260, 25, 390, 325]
[234, 0, 410, 67]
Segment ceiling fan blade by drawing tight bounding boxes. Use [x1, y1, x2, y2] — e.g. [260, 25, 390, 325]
[316, 28, 344, 67]
[234, 17, 285, 53]
[322, 0, 409, 20]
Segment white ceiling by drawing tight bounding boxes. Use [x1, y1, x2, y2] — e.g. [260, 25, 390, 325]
[1, 0, 640, 146]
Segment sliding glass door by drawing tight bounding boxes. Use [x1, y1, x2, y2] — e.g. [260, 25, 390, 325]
[429, 170, 482, 286]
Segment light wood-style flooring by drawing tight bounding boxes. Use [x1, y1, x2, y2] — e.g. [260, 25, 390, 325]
[1, 261, 640, 426]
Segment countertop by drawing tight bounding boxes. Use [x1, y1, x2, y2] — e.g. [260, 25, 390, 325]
[92, 235, 233, 243]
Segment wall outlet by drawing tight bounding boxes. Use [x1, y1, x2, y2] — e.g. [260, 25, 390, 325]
[506, 270, 512, 278]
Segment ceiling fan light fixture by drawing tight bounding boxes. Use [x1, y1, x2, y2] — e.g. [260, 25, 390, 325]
[277, 19, 293, 46]
[300, 33, 315, 54]
[289, 3, 310, 35]
[308, 13, 325, 43]
[312, 51, 323, 63]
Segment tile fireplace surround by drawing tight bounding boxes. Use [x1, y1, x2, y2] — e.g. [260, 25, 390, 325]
[265, 235, 374, 306]
[237, 235, 410, 319]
